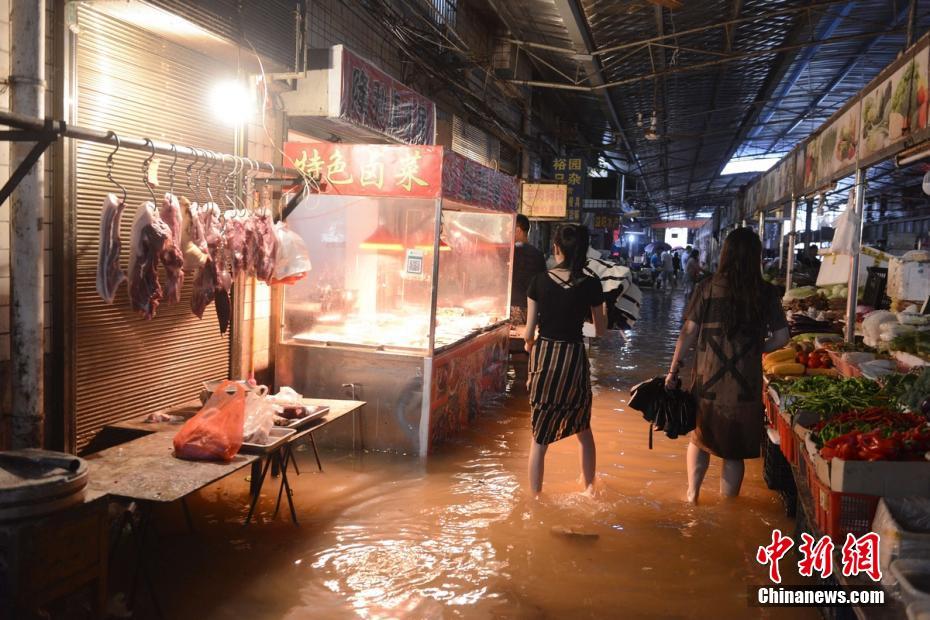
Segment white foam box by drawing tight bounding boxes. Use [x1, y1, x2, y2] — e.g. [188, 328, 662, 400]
[888, 258, 930, 303]
[816, 247, 891, 287]
[804, 432, 930, 495]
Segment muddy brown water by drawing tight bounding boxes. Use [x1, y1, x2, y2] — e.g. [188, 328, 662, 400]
[124, 289, 813, 619]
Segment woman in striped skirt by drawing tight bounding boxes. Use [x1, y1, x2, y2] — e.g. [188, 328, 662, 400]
[524, 225, 606, 494]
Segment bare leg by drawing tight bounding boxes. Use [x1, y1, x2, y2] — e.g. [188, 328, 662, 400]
[529, 441, 548, 494]
[687, 441, 710, 504]
[576, 428, 596, 490]
[720, 459, 745, 497]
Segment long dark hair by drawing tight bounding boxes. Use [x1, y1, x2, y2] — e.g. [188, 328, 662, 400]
[553, 224, 589, 281]
[712, 227, 766, 336]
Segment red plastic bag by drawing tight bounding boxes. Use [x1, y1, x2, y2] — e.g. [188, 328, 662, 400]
[173, 380, 246, 461]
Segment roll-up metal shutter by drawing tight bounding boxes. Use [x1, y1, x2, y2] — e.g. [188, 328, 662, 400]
[71, 5, 233, 451]
[451, 115, 500, 169]
[148, 0, 298, 70]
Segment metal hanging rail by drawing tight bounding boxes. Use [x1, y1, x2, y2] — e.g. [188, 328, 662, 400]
[0, 109, 304, 206]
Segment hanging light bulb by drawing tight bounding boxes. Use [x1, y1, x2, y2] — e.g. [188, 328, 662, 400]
[636, 112, 643, 128]
[650, 110, 658, 132]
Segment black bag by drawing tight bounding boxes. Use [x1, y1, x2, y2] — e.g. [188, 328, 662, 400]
[629, 376, 696, 449]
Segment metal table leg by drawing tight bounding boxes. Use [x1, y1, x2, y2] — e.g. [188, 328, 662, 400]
[243, 456, 274, 526]
[128, 504, 164, 619]
[308, 432, 324, 472]
[272, 451, 299, 525]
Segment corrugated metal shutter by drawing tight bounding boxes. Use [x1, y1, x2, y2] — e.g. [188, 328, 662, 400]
[148, 0, 297, 69]
[72, 5, 232, 451]
[451, 115, 500, 169]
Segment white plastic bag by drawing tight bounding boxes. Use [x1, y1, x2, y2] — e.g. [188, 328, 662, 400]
[831, 189, 858, 255]
[271, 222, 312, 285]
[267, 386, 303, 407]
[242, 385, 275, 444]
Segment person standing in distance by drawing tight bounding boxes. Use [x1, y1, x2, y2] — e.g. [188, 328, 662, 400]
[524, 224, 606, 495]
[510, 214, 547, 328]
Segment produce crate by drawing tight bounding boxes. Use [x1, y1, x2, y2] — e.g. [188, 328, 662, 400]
[776, 409, 796, 466]
[812, 478, 880, 541]
[808, 461, 880, 541]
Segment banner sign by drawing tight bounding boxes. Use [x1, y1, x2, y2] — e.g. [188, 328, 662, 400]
[520, 183, 568, 219]
[553, 157, 586, 221]
[743, 34, 930, 213]
[338, 46, 436, 145]
[442, 150, 519, 213]
[285, 142, 443, 199]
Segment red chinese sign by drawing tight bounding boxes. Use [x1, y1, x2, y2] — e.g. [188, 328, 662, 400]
[339, 46, 436, 146]
[441, 150, 519, 214]
[284, 142, 442, 199]
[756, 530, 883, 583]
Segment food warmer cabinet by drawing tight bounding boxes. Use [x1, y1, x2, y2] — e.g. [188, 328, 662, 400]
[276, 144, 518, 455]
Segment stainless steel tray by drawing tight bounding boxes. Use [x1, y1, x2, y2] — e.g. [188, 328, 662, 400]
[240, 427, 296, 454]
[277, 405, 330, 429]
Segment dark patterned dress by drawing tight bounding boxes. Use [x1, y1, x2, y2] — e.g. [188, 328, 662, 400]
[685, 279, 788, 459]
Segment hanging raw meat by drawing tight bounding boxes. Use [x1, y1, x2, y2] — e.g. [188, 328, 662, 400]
[251, 209, 277, 283]
[96, 193, 127, 304]
[180, 197, 209, 270]
[225, 215, 251, 277]
[191, 257, 218, 319]
[128, 202, 170, 319]
[159, 193, 185, 303]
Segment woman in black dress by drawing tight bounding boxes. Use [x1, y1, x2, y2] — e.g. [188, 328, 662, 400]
[524, 225, 606, 494]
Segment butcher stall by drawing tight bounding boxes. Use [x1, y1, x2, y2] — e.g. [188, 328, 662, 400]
[276, 144, 516, 456]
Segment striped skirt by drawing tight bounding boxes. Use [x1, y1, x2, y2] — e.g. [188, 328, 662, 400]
[528, 337, 592, 445]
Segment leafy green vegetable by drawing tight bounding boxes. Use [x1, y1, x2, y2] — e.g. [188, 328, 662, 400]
[899, 368, 930, 413]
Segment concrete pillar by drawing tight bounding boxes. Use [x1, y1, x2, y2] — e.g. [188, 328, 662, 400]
[10, 0, 45, 448]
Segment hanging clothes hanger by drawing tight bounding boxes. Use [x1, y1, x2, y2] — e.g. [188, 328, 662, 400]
[105, 131, 127, 205]
[142, 138, 157, 207]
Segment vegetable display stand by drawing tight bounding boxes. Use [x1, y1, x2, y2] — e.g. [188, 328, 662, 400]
[776, 409, 797, 466]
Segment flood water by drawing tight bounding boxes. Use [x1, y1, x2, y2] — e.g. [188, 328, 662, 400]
[126, 288, 813, 619]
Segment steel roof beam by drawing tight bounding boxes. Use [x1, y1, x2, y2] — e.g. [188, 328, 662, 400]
[550, 0, 654, 209]
[685, 0, 743, 200]
[773, 4, 912, 145]
[747, 2, 856, 140]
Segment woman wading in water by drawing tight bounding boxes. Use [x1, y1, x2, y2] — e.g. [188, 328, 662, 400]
[524, 225, 606, 494]
[666, 228, 789, 503]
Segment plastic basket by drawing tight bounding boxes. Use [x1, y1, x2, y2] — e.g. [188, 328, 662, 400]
[808, 464, 881, 541]
[776, 410, 796, 466]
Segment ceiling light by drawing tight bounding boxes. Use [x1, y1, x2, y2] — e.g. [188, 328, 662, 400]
[721, 156, 780, 175]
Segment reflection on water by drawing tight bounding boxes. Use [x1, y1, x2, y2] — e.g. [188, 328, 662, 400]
[140, 290, 811, 619]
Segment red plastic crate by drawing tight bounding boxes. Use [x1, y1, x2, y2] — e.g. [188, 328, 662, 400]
[776, 411, 796, 466]
[763, 386, 777, 428]
[808, 462, 880, 541]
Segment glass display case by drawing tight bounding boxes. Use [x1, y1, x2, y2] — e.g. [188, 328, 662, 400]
[276, 144, 518, 455]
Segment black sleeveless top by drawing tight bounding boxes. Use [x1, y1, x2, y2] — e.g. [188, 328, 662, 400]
[527, 271, 603, 342]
